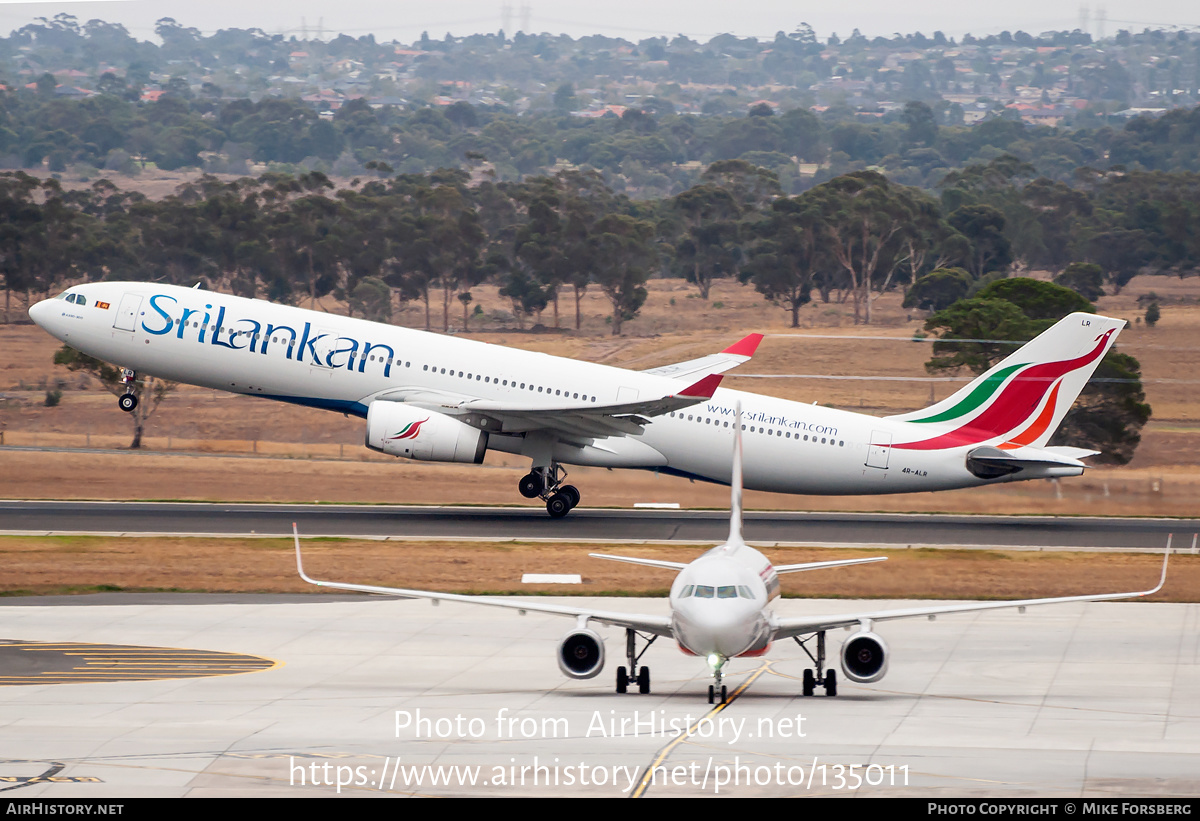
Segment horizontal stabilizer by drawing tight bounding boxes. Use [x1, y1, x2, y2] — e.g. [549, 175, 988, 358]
[965, 445, 1088, 480]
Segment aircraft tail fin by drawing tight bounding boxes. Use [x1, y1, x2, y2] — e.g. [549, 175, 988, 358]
[728, 401, 744, 545]
[888, 312, 1125, 450]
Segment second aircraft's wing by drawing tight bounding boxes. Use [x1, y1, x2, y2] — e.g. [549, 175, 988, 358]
[295, 526, 674, 637]
[769, 548, 1169, 640]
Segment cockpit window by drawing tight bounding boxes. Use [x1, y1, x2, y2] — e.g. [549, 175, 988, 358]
[717, 586, 738, 599]
[693, 585, 715, 599]
[679, 585, 694, 598]
[738, 585, 754, 599]
[76, 296, 87, 306]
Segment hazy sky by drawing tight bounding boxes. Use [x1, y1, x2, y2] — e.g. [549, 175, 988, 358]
[0, 0, 1196, 44]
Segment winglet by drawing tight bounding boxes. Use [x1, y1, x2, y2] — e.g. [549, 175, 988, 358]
[294, 522, 321, 587]
[679, 372, 723, 398]
[721, 333, 764, 358]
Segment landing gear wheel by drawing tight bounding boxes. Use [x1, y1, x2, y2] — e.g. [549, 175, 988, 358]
[118, 393, 138, 413]
[560, 485, 580, 509]
[518, 473, 543, 499]
[708, 685, 715, 704]
[546, 493, 571, 518]
[824, 669, 837, 697]
[721, 685, 727, 703]
[802, 668, 815, 697]
[638, 667, 651, 695]
[616, 666, 628, 694]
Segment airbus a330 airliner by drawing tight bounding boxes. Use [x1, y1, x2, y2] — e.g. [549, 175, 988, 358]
[30, 282, 1124, 517]
[295, 404, 1169, 703]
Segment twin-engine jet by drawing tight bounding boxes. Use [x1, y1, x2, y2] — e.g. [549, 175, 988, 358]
[31, 282, 1124, 516]
[295, 404, 1169, 703]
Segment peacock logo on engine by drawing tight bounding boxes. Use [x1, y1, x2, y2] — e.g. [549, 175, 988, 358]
[389, 419, 429, 441]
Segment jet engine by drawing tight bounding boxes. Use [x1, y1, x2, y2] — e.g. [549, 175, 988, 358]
[840, 630, 889, 683]
[365, 402, 488, 464]
[556, 628, 605, 679]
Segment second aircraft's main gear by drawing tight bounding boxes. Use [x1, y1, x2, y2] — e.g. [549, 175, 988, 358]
[615, 628, 656, 694]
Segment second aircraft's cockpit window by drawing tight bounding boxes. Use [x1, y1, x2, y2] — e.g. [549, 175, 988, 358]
[693, 585, 715, 598]
[717, 586, 738, 599]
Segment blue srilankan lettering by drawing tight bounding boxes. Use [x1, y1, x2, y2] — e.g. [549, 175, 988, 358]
[705, 403, 838, 436]
[138, 293, 394, 377]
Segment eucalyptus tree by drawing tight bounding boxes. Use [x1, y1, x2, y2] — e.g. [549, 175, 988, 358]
[590, 213, 654, 336]
[806, 170, 929, 324]
[740, 195, 824, 327]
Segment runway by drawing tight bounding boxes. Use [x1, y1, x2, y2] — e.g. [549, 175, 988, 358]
[0, 500, 1194, 550]
[2, 594, 1198, 797]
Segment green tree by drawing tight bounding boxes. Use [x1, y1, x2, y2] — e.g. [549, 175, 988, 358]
[903, 267, 973, 313]
[1054, 262, 1105, 302]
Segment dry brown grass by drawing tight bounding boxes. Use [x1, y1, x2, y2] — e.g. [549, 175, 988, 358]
[1, 535, 1194, 602]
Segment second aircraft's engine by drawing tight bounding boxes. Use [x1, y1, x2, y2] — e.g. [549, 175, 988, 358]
[365, 402, 488, 464]
[556, 629, 605, 679]
[840, 630, 889, 683]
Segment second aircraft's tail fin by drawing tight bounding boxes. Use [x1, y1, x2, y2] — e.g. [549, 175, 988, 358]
[888, 312, 1125, 450]
[727, 401, 745, 546]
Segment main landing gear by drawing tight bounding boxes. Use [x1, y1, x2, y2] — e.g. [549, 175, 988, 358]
[518, 463, 580, 518]
[117, 368, 138, 413]
[615, 628, 656, 695]
[794, 631, 838, 697]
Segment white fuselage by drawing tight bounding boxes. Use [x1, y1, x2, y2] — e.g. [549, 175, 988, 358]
[31, 282, 1019, 495]
[668, 542, 778, 659]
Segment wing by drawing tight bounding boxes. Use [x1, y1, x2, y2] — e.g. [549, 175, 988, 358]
[770, 547, 1169, 640]
[295, 526, 674, 637]
[589, 552, 689, 571]
[372, 373, 722, 440]
[642, 333, 764, 380]
[774, 557, 888, 574]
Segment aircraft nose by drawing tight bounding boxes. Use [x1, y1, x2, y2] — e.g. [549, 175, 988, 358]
[28, 298, 53, 329]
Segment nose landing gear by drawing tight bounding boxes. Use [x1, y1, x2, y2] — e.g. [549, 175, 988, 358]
[518, 464, 580, 518]
[707, 653, 728, 704]
[118, 368, 138, 413]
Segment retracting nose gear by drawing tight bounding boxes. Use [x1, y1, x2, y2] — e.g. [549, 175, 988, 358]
[117, 368, 138, 413]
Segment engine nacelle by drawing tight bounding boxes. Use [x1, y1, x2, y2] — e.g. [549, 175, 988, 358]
[840, 631, 889, 683]
[365, 402, 488, 464]
[557, 629, 605, 679]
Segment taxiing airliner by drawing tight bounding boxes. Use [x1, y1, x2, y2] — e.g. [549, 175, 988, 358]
[295, 404, 1169, 703]
[31, 282, 1123, 517]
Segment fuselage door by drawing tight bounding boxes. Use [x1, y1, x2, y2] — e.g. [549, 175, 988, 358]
[866, 430, 892, 469]
[113, 294, 143, 333]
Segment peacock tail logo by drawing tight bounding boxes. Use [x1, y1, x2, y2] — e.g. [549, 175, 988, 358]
[388, 418, 429, 441]
[895, 328, 1115, 451]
